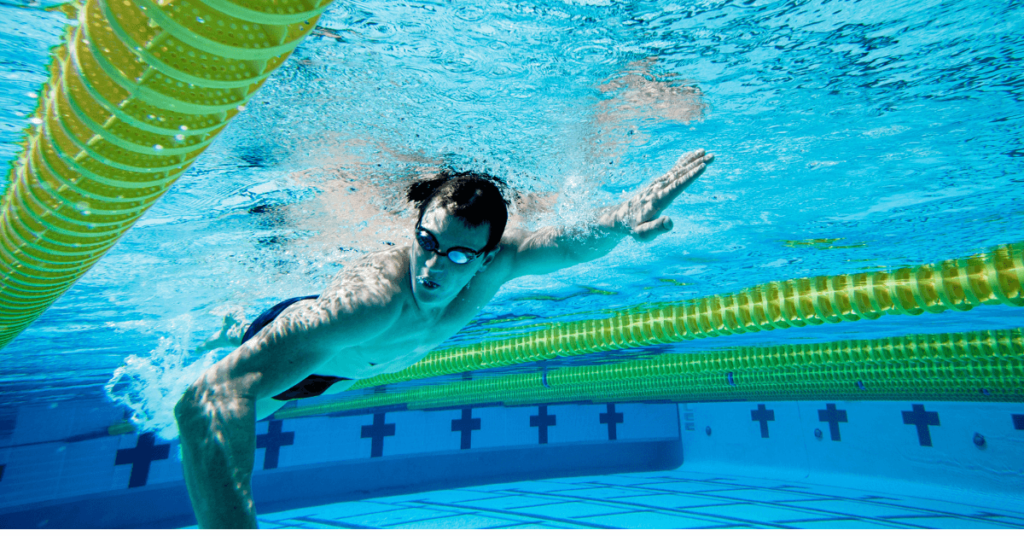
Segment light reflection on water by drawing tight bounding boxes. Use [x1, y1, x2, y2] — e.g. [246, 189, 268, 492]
[0, 0, 1022, 407]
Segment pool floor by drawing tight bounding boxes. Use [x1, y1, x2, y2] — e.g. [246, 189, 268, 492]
[197, 470, 1024, 529]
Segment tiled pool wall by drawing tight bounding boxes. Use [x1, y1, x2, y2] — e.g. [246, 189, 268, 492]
[0, 399, 681, 528]
[680, 400, 1024, 508]
[0, 396, 1021, 528]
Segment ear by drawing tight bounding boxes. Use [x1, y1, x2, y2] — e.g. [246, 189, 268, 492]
[477, 247, 501, 273]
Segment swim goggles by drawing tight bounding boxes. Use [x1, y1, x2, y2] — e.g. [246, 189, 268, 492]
[415, 227, 483, 265]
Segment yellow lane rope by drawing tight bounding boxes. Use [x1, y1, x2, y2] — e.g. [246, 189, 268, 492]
[275, 327, 1024, 419]
[0, 0, 333, 348]
[347, 242, 1024, 389]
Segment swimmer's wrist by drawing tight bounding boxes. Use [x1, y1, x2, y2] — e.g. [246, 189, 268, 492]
[596, 203, 633, 235]
[227, 323, 249, 345]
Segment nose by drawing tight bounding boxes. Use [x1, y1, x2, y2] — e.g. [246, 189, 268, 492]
[424, 251, 446, 271]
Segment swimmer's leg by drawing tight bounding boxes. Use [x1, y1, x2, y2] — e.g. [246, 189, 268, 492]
[255, 397, 289, 421]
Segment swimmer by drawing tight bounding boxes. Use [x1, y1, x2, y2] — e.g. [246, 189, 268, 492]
[174, 149, 714, 528]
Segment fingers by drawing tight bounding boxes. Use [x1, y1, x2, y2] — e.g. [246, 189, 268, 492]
[647, 153, 712, 210]
[622, 148, 713, 233]
[634, 215, 673, 242]
[654, 149, 713, 191]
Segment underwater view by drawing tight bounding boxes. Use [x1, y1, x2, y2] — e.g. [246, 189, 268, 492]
[0, 0, 1022, 529]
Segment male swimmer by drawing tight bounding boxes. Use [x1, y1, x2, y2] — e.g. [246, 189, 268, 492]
[175, 149, 713, 528]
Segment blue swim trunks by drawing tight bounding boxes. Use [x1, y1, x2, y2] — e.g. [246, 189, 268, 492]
[242, 295, 352, 401]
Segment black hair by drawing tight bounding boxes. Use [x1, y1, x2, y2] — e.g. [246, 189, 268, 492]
[407, 169, 510, 252]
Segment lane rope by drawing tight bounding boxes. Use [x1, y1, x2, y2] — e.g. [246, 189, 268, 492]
[0, 0, 333, 348]
[346, 242, 1024, 390]
[274, 327, 1024, 420]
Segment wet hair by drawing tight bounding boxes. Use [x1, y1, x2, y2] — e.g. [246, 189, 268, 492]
[407, 169, 510, 252]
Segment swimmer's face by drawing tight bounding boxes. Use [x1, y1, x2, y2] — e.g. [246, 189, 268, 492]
[410, 201, 499, 307]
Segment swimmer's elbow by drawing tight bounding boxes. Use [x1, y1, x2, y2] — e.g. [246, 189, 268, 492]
[174, 383, 205, 426]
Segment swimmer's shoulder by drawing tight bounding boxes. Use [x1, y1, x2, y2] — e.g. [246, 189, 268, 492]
[318, 246, 411, 313]
[488, 227, 536, 273]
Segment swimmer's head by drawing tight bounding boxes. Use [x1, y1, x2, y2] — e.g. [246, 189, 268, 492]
[407, 170, 509, 251]
[407, 170, 509, 307]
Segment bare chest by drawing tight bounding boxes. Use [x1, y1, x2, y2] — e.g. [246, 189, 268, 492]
[313, 280, 498, 379]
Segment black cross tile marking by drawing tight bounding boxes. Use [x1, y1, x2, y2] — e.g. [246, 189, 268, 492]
[902, 404, 940, 447]
[1013, 414, 1024, 431]
[451, 408, 481, 450]
[751, 404, 775, 438]
[818, 403, 848, 441]
[256, 420, 294, 470]
[600, 403, 624, 440]
[115, 432, 170, 488]
[0, 464, 4, 483]
[530, 405, 556, 444]
[361, 413, 395, 458]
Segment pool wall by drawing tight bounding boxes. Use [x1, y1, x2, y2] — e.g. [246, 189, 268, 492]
[1, 396, 1021, 528]
[679, 400, 1024, 511]
[0, 399, 681, 528]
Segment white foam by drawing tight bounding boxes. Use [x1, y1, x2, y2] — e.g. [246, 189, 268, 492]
[104, 314, 225, 441]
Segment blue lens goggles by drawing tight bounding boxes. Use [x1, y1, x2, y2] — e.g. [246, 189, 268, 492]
[415, 227, 483, 265]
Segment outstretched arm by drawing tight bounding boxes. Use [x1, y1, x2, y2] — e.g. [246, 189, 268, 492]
[503, 148, 714, 278]
[175, 286, 401, 528]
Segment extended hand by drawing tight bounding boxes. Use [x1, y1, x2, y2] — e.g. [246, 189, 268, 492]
[600, 148, 714, 242]
[196, 310, 248, 352]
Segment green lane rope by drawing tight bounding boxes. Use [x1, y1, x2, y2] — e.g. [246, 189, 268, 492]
[274, 327, 1024, 419]
[0, 0, 333, 348]
[346, 242, 1024, 390]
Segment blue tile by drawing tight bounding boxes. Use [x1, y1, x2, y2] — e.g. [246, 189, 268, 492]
[253, 520, 292, 529]
[683, 503, 831, 524]
[507, 480, 597, 494]
[457, 495, 564, 510]
[345, 506, 458, 527]
[531, 521, 597, 529]
[864, 496, 990, 517]
[407, 489, 503, 504]
[793, 499, 929, 519]
[490, 521, 546, 529]
[705, 488, 816, 503]
[462, 482, 525, 492]
[514, 500, 634, 519]
[585, 511, 724, 529]
[388, 514, 519, 529]
[610, 492, 736, 509]
[785, 518, 899, 529]
[887, 516, 1023, 529]
[289, 520, 342, 529]
[274, 500, 400, 520]
[571, 474, 671, 486]
[630, 481, 740, 494]
[552, 485, 658, 499]
[970, 515, 1024, 528]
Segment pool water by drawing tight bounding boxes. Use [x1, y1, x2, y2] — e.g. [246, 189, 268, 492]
[0, 0, 1023, 529]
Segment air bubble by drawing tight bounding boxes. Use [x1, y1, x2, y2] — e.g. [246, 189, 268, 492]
[237, 105, 246, 111]
[196, 16, 204, 23]
[27, 92, 38, 98]
[29, 117, 43, 125]
[179, 125, 189, 131]
[175, 134, 185, 141]
[154, 144, 164, 150]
